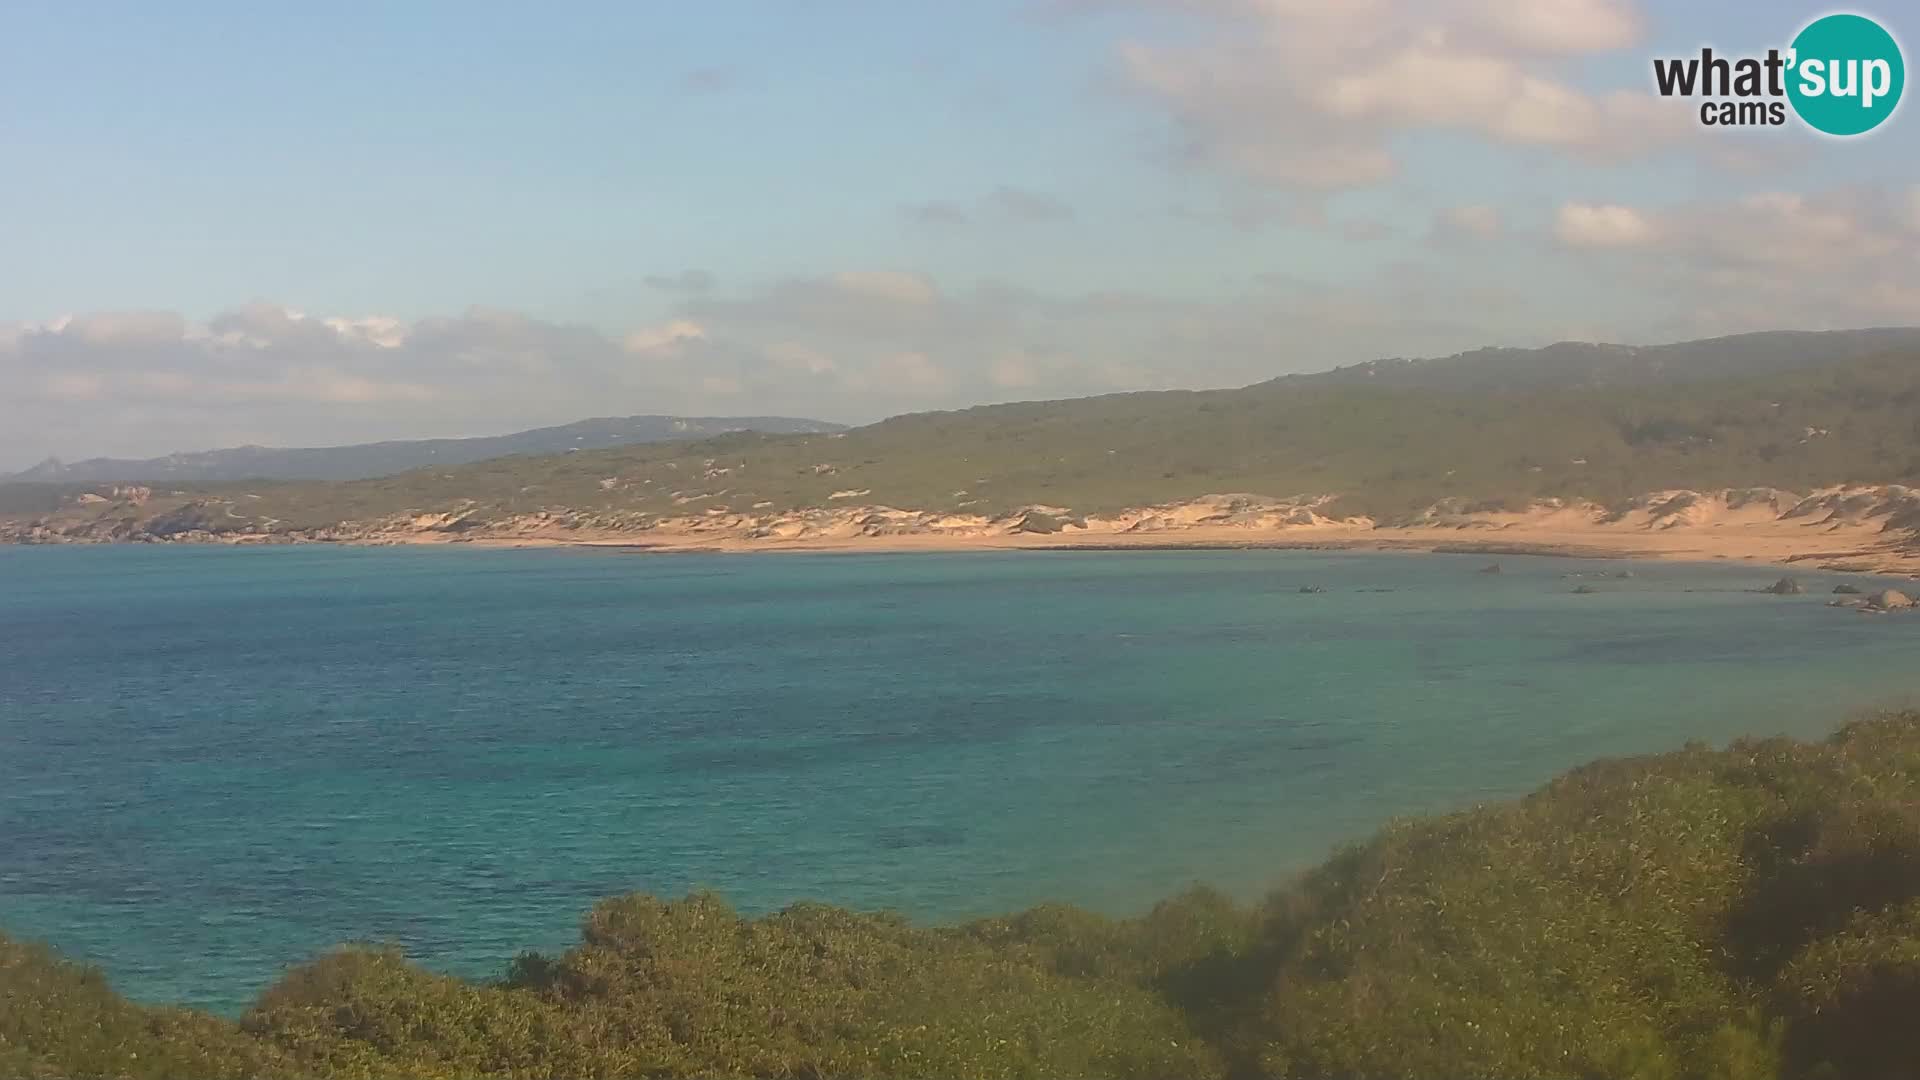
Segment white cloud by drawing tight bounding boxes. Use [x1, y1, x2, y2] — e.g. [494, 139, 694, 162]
[1542, 187, 1920, 335]
[28, 363, 434, 408]
[1554, 202, 1656, 248]
[131, 371, 195, 395]
[850, 351, 949, 394]
[59, 310, 188, 347]
[830, 270, 940, 305]
[623, 319, 708, 354]
[1554, 190, 1912, 270]
[1465, 0, 1642, 53]
[323, 315, 409, 349]
[1698, 192, 1891, 268]
[42, 372, 107, 401]
[220, 368, 438, 405]
[766, 342, 837, 375]
[1098, 0, 1677, 191]
[2, 305, 641, 464]
[1315, 43, 1616, 144]
[183, 304, 412, 351]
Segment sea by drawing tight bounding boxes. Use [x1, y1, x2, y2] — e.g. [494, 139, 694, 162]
[2, 543, 1917, 1013]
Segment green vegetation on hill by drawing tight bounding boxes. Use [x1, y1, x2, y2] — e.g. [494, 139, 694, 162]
[7, 713, 1920, 1078]
[2, 416, 845, 486]
[4, 333, 1920, 538]
[1298, 327, 1920, 393]
[0, 483, 93, 517]
[240, 345, 1920, 528]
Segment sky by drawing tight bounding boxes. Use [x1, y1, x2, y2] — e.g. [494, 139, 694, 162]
[2, 0, 1916, 468]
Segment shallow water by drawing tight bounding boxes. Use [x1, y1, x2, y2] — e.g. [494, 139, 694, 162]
[2, 544, 1916, 1012]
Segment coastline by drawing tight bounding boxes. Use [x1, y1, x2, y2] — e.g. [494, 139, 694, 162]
[432, 516, 1920, 576]
[9, 485, 1920, 577]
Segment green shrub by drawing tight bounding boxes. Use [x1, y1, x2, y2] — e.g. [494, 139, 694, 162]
[1772, 900, 1920, 1079]
[244, 945, 594, 1079]
[0, 934, 298, 1079]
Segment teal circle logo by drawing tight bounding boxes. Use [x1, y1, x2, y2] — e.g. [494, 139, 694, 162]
[1787, 13, 1905, 136]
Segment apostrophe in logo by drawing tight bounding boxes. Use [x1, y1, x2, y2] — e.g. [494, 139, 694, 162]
[1788, 13, 1904, 135]
[1651, 11, 1904, 137]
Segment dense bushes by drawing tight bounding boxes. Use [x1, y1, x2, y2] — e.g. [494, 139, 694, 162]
[7, 713, 1920, 1078]
[0, 936, 297, 1079]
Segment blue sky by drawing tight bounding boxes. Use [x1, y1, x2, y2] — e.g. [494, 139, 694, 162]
[3, 2, 1189, 319]
[1, 1, 1916, 466]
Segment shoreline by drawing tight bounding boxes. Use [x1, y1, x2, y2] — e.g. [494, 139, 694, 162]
[383, 521, 1920, 577]
[10, 522, 1919, 577]
[9, 486, 1920, 577]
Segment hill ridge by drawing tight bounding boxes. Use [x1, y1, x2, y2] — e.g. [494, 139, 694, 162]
[4, 414, 845, 486]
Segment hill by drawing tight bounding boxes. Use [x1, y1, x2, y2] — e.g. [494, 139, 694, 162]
[5, 329, 1920, 548]
[3, 415, 844, 486]
[5, 711, 1920, 1078]
[1293, 327, 1920, 393]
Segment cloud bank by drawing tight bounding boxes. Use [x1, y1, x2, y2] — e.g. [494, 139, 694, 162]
[1089, 0, 1684, 192]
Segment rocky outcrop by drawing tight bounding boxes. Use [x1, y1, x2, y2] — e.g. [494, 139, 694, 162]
[1782, 485, 1920, 531]
[1865, 589, 1914, 612]
[1763, 577, 1805, 595]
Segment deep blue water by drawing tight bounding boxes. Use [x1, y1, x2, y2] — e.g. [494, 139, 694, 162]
[2, 544, 1918, 1013]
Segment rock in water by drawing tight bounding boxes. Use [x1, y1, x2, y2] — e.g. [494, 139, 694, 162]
[1299, 585, 1326, 594]
[1865, 589, 1914, 612]
[1833, 583, 1863, 595]
[1479, 563, 1502, 575]
[1763, 577, 1804, 595]
[1572, 584, 1600, 594]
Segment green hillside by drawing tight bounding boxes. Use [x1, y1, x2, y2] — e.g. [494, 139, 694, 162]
[6, 712, 1920, 1078]
[1294, 327, 1920, 393]
[6, 336, 1920, 538]
[2, 415, 844, 487]
[213, 346, 1920, 528]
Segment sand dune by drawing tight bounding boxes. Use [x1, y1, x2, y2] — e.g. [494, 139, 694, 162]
[10, 484, 1920, 576]
[407, 486, 1920, 577]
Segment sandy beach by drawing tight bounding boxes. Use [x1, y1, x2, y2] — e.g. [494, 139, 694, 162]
[12, 484, 1919, 577]
[430, 487, 1920, 577]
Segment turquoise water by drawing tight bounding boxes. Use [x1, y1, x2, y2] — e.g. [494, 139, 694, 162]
[3, 544, 1918, 1014]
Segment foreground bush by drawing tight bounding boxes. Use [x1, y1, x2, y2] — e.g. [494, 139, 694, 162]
[6, 712, 1920, 1078]
[1243, 713, 1920, 1079]
[243, 894, 1224, 1079]
[0, 936, 297, 1079]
